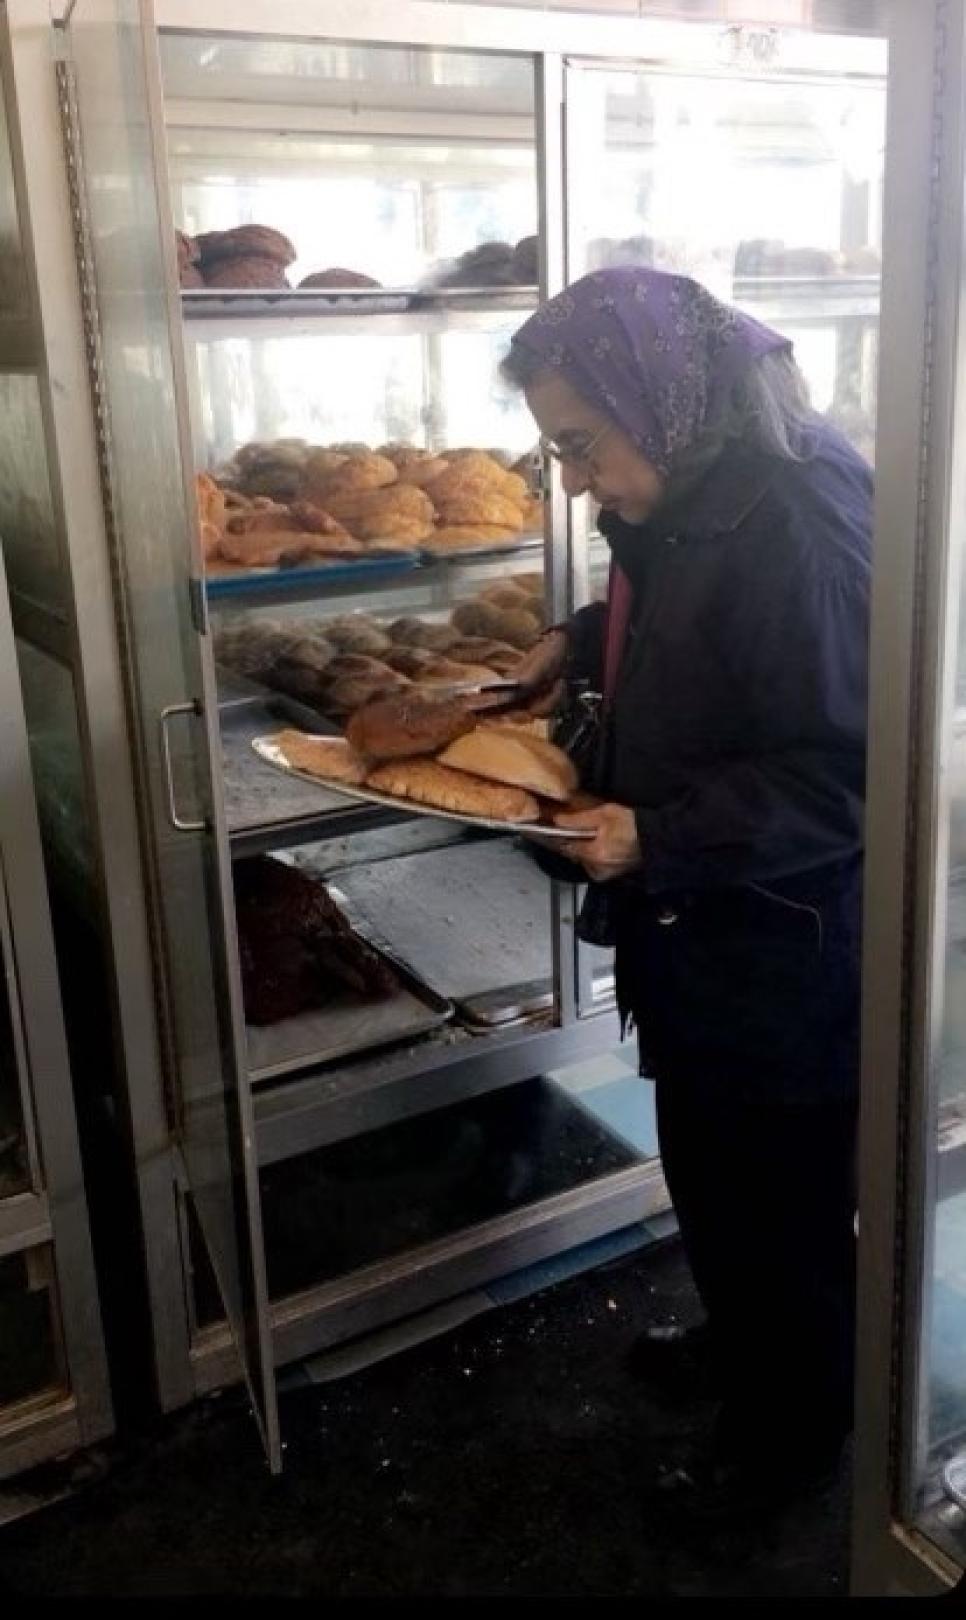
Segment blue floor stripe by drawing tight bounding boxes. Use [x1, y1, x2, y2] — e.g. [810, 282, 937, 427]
[485, 1221, 657, 1307]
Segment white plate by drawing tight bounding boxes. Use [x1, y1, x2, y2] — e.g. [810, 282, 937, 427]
[251, 734, 593, 840]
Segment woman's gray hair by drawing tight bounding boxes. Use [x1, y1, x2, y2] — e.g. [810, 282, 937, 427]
[500, 342, 818, 465]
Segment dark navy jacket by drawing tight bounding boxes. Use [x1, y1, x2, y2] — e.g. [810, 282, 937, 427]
[570, 423, 871, 1101]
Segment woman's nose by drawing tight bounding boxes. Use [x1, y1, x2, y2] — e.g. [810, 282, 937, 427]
[561, 462, 590, 497]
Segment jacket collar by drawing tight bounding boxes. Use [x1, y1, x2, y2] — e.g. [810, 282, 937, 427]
[598, 439, 785, 549]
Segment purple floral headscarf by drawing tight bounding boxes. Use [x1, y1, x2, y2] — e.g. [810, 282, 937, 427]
[509, 267, 791, 474]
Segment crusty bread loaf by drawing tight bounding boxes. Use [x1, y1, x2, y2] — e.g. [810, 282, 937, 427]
[439, 727, 577, 803]
[365, 758, 539, 823]
[346, 691, 474, 760]
[271, 730, 368, 785]
[451, 600, 541, 648]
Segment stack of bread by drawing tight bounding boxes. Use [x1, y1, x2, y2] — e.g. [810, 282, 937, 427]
[214, 591, 544, 719]
[269, 685, 578, 827]
[208, 439, 543, 559]
[179, 225, 297, 290]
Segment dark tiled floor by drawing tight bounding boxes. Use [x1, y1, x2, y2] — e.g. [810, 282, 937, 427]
[0, 1241, 849, 1598]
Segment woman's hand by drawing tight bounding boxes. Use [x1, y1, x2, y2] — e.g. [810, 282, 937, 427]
[513, 628, 568, 717]
[552, 802, 642, 882]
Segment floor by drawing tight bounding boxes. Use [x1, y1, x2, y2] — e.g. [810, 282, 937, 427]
[0, 1238, 850, 1598]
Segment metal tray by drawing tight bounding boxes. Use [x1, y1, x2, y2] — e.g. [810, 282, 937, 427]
[182, 287, 414, 317]
[327, 840, 559, 1028]
[252, 733, 592, 842]
[420, 533, 543, 564]
[244, 875, 453, 1084]
[413, 285, 538, 310]
[205, 551, 420, 602]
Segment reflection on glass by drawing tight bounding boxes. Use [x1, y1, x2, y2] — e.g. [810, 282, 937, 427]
[566, 61, 885, 463]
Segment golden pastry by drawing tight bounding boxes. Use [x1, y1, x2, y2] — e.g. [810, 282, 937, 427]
[422, 524, 519, 551]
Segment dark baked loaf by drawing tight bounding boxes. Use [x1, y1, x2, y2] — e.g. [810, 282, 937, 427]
[203, 255, 291, 290]
[195, 225, 296, 267]
[299, 268, 382, 289]
[233, 856, 397, 1025]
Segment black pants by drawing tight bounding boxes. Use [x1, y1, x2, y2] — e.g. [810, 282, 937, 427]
[655, 1071, 857, 1468]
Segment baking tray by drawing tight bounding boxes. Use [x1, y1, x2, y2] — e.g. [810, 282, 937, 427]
[326, 840, 559, 1028]
[419, 533, 544, 564]
[252, 733, 592, 842]
[243, 875, 453, 1084]
[205, 551, 420, 601]
[181, 287, 414, 316]
[413, 285, 539, 310]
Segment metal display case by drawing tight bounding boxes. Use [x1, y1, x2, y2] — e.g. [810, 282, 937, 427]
[852, 0, 966, 1596]
[0, 0, 898, 1474]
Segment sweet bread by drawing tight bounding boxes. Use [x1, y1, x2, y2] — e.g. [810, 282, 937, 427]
[326, 671, 410, 715]
[271, 730, 369, 785]
[307, 453, 398, 498]
[365, 758, 539, 822]
[387, 618, 459, 652]
[203, 255, 291, 290]
[439, 728, 577, 803]
[195, 472, 226, 531]
[195, 225, 296, 267]
[298, 268, 381, 289]
[346, 691, 475, 760]
[381, 646, 437, 677]
[322, 617, 391, 655]
[393, 456, 450, 489]
[451, 601, 541, 648]
[432, 490, 525, 530]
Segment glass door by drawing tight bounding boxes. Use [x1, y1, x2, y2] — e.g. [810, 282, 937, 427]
[63, 0, 278, 1467]
[560, 27, 885, 1018]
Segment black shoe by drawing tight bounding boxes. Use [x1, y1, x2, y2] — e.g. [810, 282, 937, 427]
[626, 1319, 720, 1400]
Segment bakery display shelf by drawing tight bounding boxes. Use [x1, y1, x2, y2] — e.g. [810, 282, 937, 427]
[205, 550, 420, 605]
[180, 285, 539, 340]
[245, 878, 454, 1086]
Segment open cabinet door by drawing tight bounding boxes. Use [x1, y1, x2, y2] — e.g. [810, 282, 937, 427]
[58, 0, 279, 1469]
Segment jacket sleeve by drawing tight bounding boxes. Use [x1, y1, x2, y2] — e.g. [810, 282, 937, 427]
[564, 601, 606, 687]
[632, 559, 869, 894]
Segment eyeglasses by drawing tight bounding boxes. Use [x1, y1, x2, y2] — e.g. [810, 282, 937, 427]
[539, 423, 612, 466]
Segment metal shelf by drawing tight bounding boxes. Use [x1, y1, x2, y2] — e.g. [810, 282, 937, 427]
[252, 1010, 622, 1166]
[206, 535, 544, 612]
[182, 284, 538, 340]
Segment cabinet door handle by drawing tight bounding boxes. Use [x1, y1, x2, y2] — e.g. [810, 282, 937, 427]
[159, 701, 207, 833]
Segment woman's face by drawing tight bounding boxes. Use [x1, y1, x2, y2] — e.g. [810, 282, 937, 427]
[525, 372, 665, 524]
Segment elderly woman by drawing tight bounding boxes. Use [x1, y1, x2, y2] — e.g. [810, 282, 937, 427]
[506, 268, 870, 1516]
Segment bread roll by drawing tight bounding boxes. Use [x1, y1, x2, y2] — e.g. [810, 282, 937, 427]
[388, 618, 458, 652]
[439, 728, 577, 803]
[322, 617, 391, 655]
[381, 646, 437, 676]
[451, 601, 541, 648]
[309, 453, 397, 497]
[366, 758, 539, 823]
[326, 671, 409, 715]
[272, 730, 368, 785]
[346, 691, 475, 760]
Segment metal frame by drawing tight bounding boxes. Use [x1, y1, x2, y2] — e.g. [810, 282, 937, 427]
[0, 537, 112, 1473]
[4, 0, 915, 1483]
[852, 0, 966, 1597]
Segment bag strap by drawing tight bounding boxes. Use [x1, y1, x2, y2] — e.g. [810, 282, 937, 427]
[602, 560, 633, 705]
